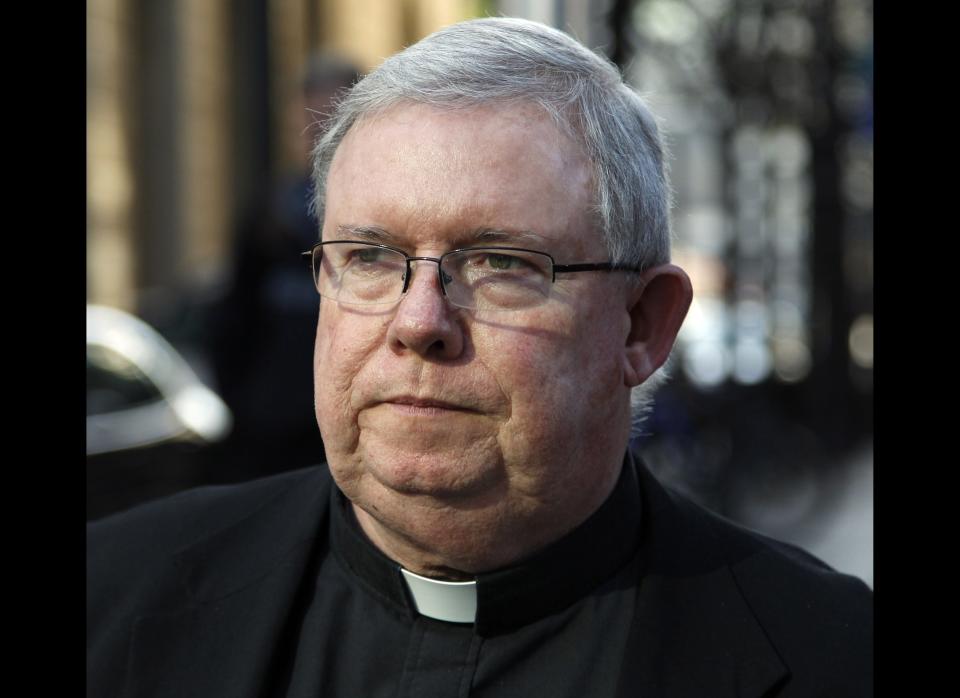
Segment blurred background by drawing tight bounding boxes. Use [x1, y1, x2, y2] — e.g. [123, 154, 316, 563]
[86, 0, 873, 586]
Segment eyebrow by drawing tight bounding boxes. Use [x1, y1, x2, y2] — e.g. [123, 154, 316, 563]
[336, 224, 394, 244]
[335, 224, 548, 249]
[469, 227, 547, 247]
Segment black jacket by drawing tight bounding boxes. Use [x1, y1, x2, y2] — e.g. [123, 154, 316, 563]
[87, 459, 872, 697]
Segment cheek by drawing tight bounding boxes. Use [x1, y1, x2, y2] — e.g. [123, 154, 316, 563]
[482, 317, 624, 441]
[314, 308, 387, 434]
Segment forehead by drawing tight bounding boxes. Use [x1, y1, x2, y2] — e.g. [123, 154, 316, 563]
[323, 102, 599, 254]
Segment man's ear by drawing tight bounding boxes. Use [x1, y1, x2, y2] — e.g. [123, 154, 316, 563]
[623, 264, 693, 388]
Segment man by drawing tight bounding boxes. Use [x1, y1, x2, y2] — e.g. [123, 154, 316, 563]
[88, 17, 872, 697]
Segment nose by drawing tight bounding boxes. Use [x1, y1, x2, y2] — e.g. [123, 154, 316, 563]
[386, 259, 465, 359]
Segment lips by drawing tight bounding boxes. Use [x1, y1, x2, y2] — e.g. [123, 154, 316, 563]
[354, 377, 503, 416]
[384, 395, 473, 412]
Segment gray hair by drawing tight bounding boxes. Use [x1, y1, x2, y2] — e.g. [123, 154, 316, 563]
[310, 16, 675, 431]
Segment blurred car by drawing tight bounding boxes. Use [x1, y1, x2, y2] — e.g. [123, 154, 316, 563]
[86, 304, 233, 521]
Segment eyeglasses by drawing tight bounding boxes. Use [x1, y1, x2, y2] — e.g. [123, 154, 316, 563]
[302, 240, 643, 312]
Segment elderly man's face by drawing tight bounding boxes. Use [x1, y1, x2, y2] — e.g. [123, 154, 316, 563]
[315, 103, 643, 575]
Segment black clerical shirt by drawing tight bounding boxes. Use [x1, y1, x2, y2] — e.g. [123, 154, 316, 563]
[88, 452, 872, 697]
[280, 455, 643, 698]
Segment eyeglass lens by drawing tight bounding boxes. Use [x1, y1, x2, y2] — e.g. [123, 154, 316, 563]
[313, 242, 553, 311]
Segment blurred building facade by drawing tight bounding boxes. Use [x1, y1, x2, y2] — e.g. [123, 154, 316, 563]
[87, 0, 487, 322]
[621, 0, 873, 514]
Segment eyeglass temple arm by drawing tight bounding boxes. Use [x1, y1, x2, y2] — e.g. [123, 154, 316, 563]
[553, 262, 644, 273]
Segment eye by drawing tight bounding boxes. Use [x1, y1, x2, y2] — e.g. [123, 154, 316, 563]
[355, 247, 386, 263]
[485, 253, 525, 271]
[451, 249, 550, 284]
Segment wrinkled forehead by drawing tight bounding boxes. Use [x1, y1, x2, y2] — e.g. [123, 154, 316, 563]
[324, 102, 601, 256]
[333, 100, 588, 174]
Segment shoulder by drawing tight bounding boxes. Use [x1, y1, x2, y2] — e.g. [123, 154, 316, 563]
[649, 474, 872, 695]
[87, 465, 332, 617]
[724, 522, 873, 693]
[670, 486, 872, 615]
[88, 465, 331, 559]
[87, 465, 334, 696]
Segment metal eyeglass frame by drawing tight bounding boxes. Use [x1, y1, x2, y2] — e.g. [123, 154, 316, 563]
[301, 239, 645, 301]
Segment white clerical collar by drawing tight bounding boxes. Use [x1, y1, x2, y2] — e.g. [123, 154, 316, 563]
[400, 568, 478, 623]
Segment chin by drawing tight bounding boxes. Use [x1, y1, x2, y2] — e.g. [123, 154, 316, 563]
[352, 480, 515, 573]
[357, 441, 506, 501]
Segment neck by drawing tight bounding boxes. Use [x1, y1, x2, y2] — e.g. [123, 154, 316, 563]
[351, 503, 482, 578]
[350, 458, 624, 578]
[330, 452, 644, 633]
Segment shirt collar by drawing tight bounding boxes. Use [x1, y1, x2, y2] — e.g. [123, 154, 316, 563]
[329, 452, 643, 636]
[399, 568, 477, 623]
